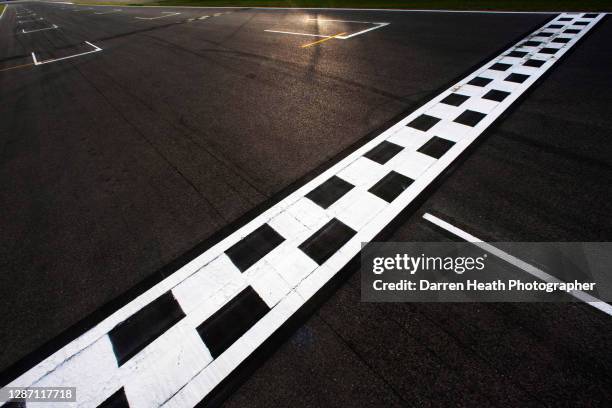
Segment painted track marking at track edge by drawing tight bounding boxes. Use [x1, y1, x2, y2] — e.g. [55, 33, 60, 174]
[422, 213, 612, 316]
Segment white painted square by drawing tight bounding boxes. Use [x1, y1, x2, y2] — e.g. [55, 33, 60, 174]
[388, 150, 436, 180]
[173, 254, 242, 313]
[433, 120, 473, 143]
[385, 126, 432, 149]
[455, 83, 488, 97]
[336, 156, 387, 188]
[268, 210, 309, 242]
[335, 190, 387, 231]
[426, 102, 461, 120]
[244, 260, 292, 308]
[123, 328, 212, 408]
[463, 97, 499, 114]
[286, 197, 331, 230]
[33, 336, 121, 408]
[264, 244, 319, 288]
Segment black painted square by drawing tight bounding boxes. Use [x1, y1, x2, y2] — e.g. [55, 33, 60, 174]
[298, 219, 356, 265]
[506, 51, 527, 58]
[523, 59, 546, 68]
[454, 110, 486, 127]
[521, 40, 542, 47]
[573, 21, 588, 26]
[552, 37, 570, 44]
[558, 17, 573, 21]
[226, 224, 285, 272]
[440, 93, 470, 107]
[468, 77, 493, 87]
[505, 73, 530, 84]
[363, 141, 404, 164]
[109, 292, 185, 366]
[368, 171, 414, 203]
[547, 24, 563, 28]
[489, 63, 512, 71]
[406, 114, 440, 132]
[417, 136, 455, 159]
[483, 89, 511, 102]
[539, 47, 559, 55]
[564, 28, 581, 34]
[197, 286, 269, 358]
[98, 389, 129, 408]
[583, 13, 598, 18]
[306, 176, 354, 209]
[537, 32, 554, 37]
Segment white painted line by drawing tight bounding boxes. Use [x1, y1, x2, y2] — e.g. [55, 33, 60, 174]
[264, 29, 332, 38]
[422, 213, 612, 316]
[31, 41, 102, 66]
[135, 12, 180, 20]
[269, 18, 390, 40]
[338, 23, 389, 39]
[0, 5, 7, 20]
[22, 24, 58, 34]
[18, 18, 44, 24]
[5, 13, 605, 407]
[198, 15, 209, 20]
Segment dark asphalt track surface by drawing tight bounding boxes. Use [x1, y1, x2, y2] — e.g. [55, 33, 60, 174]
[0, 2, 611, 405]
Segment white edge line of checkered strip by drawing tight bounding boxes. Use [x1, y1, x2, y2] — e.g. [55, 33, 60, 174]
[5, 12, 604, 408]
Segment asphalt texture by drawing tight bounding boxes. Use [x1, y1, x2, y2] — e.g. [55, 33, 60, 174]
[0, 2, 610, 406]
[223, 13, 612, 408]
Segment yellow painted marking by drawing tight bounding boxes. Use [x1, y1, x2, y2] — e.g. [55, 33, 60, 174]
[0, 62, 34, 72]
[301, 32, 346, 48]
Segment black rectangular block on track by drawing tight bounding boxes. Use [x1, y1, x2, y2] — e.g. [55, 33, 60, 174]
[98, 389, 129, 408]
[226, 224, 285, 272]
[407, 114, 441, 132]
[483, 89, 511, 102]
[364, 141, 404, 164]
[306, 176, 354, 209]
[197, 286, 270, 359]
[454, 110, 487, 127]
[109, 292, 185, 366]
[505, 73, 530, 83]
[468, 77, 493, 87]
[440, 93, 470, 106]
[299, 219, 356, 265]
[490, 63, 512, 71]
[368, 171, 414, 203]
[417, 136, 455, 159]
[524, 59, 546, 68]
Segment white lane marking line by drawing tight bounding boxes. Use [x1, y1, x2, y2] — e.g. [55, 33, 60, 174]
[18, 18, 44, 24]
[95, 9, 122, 15]
[0, 6, 8, 20]
[135, 12, 180, 20]
[22, 24, 59, 34]
[5, 13, 604, 407]
[268, 18, 390, 40]
[338, 23, 389, 39]
[264, 29, 332, 38]
[422, 213, 612, 316]
[31, 41, 102, 66]
[198, 15, 209, 20]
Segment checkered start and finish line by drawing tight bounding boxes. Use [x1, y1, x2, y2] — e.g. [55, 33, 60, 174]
[3, 12, 604, 408]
